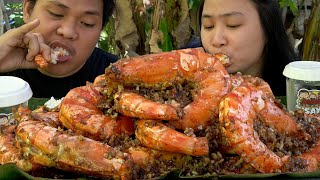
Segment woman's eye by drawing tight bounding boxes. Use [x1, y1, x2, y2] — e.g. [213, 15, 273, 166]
[203, 25, 214, 30]
[48, 11, 63, 18]
[227, 24, 240, 28]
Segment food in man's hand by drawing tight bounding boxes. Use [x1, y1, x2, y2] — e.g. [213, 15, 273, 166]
[34, 44, 72, 68]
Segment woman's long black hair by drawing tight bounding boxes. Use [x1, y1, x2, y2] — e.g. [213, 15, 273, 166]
[252, 0, 298, 96]
[198, 0, 298, 96]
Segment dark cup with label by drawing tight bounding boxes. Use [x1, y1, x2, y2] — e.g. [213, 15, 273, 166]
[283, 61, 320, 115]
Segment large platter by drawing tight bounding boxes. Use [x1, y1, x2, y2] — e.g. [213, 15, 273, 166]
[1, 163, 320, 180]
[1, 97, 317, 179]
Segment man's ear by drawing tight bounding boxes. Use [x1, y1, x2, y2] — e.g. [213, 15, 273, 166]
[23, 0, 31, 23]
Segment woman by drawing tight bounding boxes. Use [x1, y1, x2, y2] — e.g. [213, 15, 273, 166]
[0, 0, 117, 98]
[200, 0, 297, 96]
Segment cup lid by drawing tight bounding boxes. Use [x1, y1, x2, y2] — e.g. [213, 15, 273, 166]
[0, 76, 33, 108]
[283, 61, 320, 81]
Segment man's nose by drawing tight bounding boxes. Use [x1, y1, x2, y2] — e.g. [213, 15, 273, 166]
[57, 19, 79, 40]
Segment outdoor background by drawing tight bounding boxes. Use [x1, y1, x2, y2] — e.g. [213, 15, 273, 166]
[1, 0, 319, 60]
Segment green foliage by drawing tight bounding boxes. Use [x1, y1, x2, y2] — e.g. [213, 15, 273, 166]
[188, 0, 202, 10]
[5, 3, 24, 28]
[159, 19, 174, 51]
[98, 23, 115, 54]
[278, 0, 298, 15]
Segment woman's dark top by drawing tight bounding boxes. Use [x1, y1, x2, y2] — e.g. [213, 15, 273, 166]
[1, 48, 118, 98]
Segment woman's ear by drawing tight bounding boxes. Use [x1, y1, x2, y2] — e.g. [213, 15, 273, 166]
[23, 0, 31, 23]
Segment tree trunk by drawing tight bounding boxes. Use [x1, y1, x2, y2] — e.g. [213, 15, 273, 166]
[0, 0, 11, 33]
[302, 0, 320, 60]
[0, 1, 3, 35]
[111, 0, 198, 57]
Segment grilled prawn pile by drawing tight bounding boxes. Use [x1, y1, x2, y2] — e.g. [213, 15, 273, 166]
[1, 48, 320, 179]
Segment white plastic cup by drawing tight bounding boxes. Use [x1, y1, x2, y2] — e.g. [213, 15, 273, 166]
[283, 61, 320, 115]
[0, 76, 33, 114]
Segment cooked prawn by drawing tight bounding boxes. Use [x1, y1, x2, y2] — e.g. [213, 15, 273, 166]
[219, 85, 311, 173]
[16, 120, 133, 179]
[34, 46, 71, 68]
[135, 120, 209, 156]
[34, 54, 49, 69]
[114, 91, 180, 121]
[231, 73, 274, 97]
[0, 124, 39, 171]
[293, 114, 320, 172]
[105, 48, 232, 131]
[59, 85, 135, 141]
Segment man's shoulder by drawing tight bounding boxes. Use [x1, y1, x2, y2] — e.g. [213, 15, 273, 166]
[90, 48, 119, 63]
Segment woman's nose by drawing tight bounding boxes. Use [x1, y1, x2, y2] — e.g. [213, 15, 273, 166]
[210, 28, 227, 47]
[57, 19, 79, 40]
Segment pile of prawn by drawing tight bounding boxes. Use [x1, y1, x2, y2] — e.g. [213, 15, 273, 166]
[1, 48, 320, 179]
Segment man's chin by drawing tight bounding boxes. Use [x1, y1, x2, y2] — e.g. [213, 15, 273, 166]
[37, 68, 73, 78]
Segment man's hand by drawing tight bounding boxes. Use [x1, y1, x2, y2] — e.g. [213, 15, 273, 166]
[0, 19, 51, 73]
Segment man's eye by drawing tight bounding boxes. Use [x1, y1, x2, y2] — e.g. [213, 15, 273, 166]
[82, 22, 95, 28]
[48, 11, 63, 18]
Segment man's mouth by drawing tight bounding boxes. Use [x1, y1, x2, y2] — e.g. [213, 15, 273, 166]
[50, 47, 71, 64]
[49, 41, 74, 64]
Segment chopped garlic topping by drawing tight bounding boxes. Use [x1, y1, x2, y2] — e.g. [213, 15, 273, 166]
[44, 97, 63, 110]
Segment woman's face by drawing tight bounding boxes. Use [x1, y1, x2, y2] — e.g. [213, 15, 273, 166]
[201, 0, 266, 76]
[23, 0, 103, 77]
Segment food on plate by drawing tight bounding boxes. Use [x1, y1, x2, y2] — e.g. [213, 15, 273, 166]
[59, 85, 135, 141]
[105, 48, 232, 131]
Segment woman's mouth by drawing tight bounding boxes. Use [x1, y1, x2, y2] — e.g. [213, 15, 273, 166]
[214, 53, 231, 67]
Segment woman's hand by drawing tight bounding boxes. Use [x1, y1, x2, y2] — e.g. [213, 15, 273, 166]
[0, 19, 51, 73]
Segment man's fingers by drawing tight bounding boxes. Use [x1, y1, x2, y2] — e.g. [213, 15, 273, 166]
[16, 19, 40, 36]
[33, 33, 45, 44]
[40, 43, 51, 61]
[24, 33, 40, 61]
[24, 34, 51, 62]
[35, 33, 51, 60]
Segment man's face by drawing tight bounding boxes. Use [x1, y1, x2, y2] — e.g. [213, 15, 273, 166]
[24, 0, 103, 77]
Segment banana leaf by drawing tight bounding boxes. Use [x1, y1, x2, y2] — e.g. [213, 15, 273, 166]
[28, 98, 49, 110]
[0, 164, 39, 180]
[1, 164, 320, 179]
